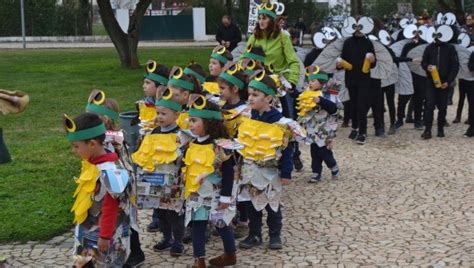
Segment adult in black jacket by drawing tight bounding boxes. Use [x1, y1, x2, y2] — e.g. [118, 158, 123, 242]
[421, 39, 459, 139]
[338, 33, 376, 145]
[464, 52, 474, 137]
[216, 15, 242, 52]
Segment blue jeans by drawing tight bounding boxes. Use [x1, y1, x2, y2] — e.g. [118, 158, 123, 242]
[248, 204, 282, 238]
[310, 144, 337, 174]
[191, 221, 235, 257]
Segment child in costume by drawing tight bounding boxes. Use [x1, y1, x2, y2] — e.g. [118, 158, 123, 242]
[65, 112, 132, 267]
[240, 45, 266, 76]
[182, 96, 237, 267]
[237, 69, 300, 250]
[216, 62, 251, 239]
[137, 60, 170, 135]
[297, 66, 341, 183]
[132, 90, 186, 257]
[167, 66, 203, 131]
[204, 45, 233, 96]
[85, 89, 144, 266]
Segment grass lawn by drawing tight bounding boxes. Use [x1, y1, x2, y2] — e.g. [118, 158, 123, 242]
[0, 47, 211, 243]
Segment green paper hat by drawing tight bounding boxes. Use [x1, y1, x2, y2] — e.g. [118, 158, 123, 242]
[155, 98, 181, 112]
[188, 107, 222, 120]
[64, 114, 106, 142]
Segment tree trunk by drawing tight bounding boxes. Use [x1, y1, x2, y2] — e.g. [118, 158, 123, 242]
[127, 0, 152, 68]
[350, 0, 362, 16]
[97, 0, 152, 68]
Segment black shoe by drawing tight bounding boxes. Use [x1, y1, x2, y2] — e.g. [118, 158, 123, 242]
[405, 117, 414, 123]
[387, 125, 396, 135]
[341, 121, 349, 128]
[293, 156, 303, 172]
[153, 239, 173, 252]
[170, 244, 184, 257]
[269, 235, 283, 250]
[453, 117, 461, 123]
[239, 235, 262, 249]
[182, 227, 192, 244]
[308, 173, 321, 183]
[123, 251, 145, 267]
[394, 119, 404, 129]
[348, 129, 358, 140]
[421, 130, 432, 140]
[356, 134, 366, 145]
[414, 121, 424, 130]
[437, 128, 445, 137]
[147, 221, 160, 233]
[375, 129, 386, 138]
[464, 128, 474, 137]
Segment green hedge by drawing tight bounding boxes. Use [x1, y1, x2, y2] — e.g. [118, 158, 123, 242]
[0, 0, 91, 36]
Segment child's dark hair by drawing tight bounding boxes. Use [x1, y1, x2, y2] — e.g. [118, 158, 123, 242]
[216, 51, 234, 68]
[250, 46, 266, 59]
[73, 112, 106, 143]
[217, 70, 249, 101]
[250, 74, 277, 97]
[202, 101, 229, 140]
[187, 62, 208, 79]
[102, 98, 120, 131]
[152, 64, 170, 87]
[181, 74, 203, 94]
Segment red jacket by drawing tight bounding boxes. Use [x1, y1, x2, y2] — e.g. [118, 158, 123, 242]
[89, 152, 120, 240]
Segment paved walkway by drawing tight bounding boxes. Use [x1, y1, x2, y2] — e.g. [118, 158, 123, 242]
[1, 104, 474, 267]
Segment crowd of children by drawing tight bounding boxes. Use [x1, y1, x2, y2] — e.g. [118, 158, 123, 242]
[65, 39, 342, 267]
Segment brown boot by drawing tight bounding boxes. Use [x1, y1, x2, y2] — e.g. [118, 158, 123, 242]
[192, 257, 207, 268]
[209, 253, 237, 267]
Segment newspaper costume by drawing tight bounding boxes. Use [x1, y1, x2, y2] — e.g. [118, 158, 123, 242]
[65, 117, 132, 267]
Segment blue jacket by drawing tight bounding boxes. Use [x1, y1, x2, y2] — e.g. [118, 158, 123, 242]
[251, 108, 293, 179]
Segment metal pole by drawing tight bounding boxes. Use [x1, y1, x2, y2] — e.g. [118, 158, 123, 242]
[20, 0, 26, 49]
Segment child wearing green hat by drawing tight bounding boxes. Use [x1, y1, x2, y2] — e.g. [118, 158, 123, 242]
[297, 65, 341, 183]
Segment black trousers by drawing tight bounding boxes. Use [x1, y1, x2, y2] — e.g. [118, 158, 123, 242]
[237, 201, 250, 222]
[310, 144, 337, 174]
[464, 80, 474, 130]
[128, 228, 144, 259]
[343, 100, 351, 124]
[348, 81, 371, 135]
[0, 128, 11, 164]
[157, 208, 185, 247]
[382, 84, 396, 125]
[456, 79, 470, 120]
[369, 80, 384, 131]
[424, 83, 449, 131]
[397, 94, 412, 121]
[412, 74, 427, 123]
[248, 204, 282, 238]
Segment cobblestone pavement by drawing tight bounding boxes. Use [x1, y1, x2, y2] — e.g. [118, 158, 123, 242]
[1, 105, 474, 267]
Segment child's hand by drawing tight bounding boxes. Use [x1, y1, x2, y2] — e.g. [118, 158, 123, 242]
[219, 202, 230, 210]
[327, 140, 334, 150]
[441, 82, 449, 89]
[281, 178, 290, 185]
[312, 96, 320, 104]
[366, 53, 375, 63]
[427, 65, 435, 72]
[97, 237, 110, 253]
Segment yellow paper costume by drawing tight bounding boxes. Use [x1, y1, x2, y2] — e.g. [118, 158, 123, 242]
[182, 142, 216, 198]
